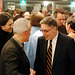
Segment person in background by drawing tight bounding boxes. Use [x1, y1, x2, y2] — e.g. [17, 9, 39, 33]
[42, 8, 48, 17]
[31, 9, 38, 15]
[24, 12, 44, 69]
[30, 12, 44, 34]
[53, 8, 67, 35]
[46, 12, 51, 16]
[13, 8, 21, 22]
[73, 12, 75, 15]
[63, 10, 70, 27]
[23, 11, 31, 20]
[20, 10, 25, 18]
[65, 10, 70, 18]
[0, 12, 13, 75]
[1, 18, 36, 75]
[34, 16, 75, 75]
[66, 15, 75, 41]
[5, 9, 12, 15]
[0, 12, 13, 56]
[63, 15, 68, 27]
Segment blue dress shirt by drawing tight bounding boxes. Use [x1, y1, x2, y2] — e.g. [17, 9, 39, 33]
[24, 26, 41, 69]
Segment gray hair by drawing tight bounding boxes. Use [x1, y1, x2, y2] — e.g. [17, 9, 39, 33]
[13, 18, 30, 34]
[40, 16, 57, 27]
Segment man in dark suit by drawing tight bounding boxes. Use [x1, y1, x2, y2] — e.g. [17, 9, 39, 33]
[1, 18, 36, 75]
[34, 16, 75, 75]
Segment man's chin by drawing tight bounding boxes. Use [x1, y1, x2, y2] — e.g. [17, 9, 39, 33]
[24, 39, 29, 42]
[27, 39, 29, 42]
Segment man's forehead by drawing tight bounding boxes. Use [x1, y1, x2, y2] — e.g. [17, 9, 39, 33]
[57, 13, 65, 17]
[41, 24, 51, 28]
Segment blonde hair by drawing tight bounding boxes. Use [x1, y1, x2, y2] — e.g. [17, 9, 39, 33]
[30, 12, 44, 27]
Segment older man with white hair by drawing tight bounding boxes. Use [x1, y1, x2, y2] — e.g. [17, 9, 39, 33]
[1, 18, 36, 75]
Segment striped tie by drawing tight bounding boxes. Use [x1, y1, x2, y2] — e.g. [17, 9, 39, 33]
[46, 40, 52, 75]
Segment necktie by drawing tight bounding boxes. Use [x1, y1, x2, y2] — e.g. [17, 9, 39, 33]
[46, 40, 52, 75]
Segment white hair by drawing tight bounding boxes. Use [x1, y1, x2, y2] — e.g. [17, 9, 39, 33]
[13, 18, 30, 34]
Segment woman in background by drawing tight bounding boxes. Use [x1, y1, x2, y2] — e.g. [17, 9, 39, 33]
[0, 12, 13, 55]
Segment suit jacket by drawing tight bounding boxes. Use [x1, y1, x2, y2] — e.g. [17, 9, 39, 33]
[58, 25, 68, 35]
[1, 38, 30, 75]
[0, 27, 13, 55]
[34, 32, 75, 75]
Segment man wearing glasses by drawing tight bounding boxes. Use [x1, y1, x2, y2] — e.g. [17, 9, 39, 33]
[34, 16, 75, 75]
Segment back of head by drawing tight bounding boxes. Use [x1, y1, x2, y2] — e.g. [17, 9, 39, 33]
[67, 15, 75, 30]
[0, 12, 13, 26]
[13, 18, 30, 34]
[40, 16, 57, 27]
[53, 8, 65, 18]
[30, 12, 44, 27]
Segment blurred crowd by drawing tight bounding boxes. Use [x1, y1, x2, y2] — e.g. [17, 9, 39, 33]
[0, 7, 75, 75]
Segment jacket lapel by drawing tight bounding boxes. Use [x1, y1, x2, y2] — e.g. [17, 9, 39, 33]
[53, 33, 63, 68]
[10, 38, 29, 64]
[43, 40, 48, 69]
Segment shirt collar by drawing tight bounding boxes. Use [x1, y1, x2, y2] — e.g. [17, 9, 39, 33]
[12, 37, 24, 48]
[49, 31, 58, 42]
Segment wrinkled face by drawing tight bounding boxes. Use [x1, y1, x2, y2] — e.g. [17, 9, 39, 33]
[56, 13, 65, 27]
[1, 19, 13, 33]
[41, 24, 57, 40]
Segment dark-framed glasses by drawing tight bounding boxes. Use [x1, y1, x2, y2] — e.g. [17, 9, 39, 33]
[40, 27, 54, 33]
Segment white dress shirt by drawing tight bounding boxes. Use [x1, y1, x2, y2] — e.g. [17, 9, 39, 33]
[48, 31, 58, 65]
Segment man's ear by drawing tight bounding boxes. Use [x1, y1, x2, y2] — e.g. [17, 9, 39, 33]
[23, 31, 27, 36]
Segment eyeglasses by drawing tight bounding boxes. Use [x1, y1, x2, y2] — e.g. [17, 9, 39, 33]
[40, 27, 54, 33]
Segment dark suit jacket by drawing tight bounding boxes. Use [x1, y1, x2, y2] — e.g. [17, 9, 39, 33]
[34, 32, 75, 75]
[58, 25, 68, 35]
[1, 38, 30, 75]
[0, 27, 13, 55]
